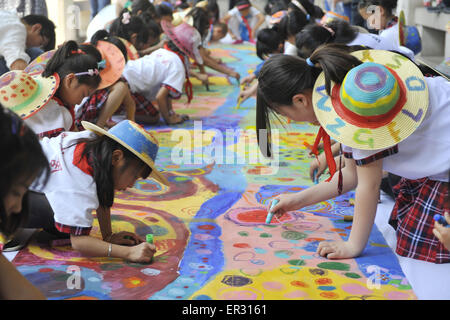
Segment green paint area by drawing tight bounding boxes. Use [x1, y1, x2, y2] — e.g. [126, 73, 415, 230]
[288, 259, 306, 266]
[176, 109, 200, 115]
[238, 231, 249, 236]
[388, 279, 412, 290]
[259, 233, 272, 238]
[100, 263, 123, 271]
[317, 262, 350, 271]
[281, 231, 308, 240]
[344, 272, 361, 279]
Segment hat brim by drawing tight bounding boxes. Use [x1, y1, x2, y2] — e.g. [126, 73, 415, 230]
[161, 21, 203, 65]
[96, 40, 126, 90]
[312, 50, 429, 150]
[5, 72, 60, 120]
[24, 50, 56, 77]
[81, 121, 170, 186]
[118, 37, 140, 61]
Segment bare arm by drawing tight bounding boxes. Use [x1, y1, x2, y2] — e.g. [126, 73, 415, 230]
[0, 254, 45, 300]
[270, 156, 358, 216]
[317, 159, 384, 259]
[252, 13, 265, 35]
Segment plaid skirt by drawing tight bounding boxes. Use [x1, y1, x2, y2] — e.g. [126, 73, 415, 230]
[75, 81, 159, 130]
[390, 177, 450, 264]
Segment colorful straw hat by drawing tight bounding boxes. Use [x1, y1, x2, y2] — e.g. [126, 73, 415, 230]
[320, 11, 349, 25]
[82, 120, 170, 186]
[161, 20, 204, 65]
[118, 37, 140, 61]
[24, 50, 56, 76]
[24, 42, 125, 90]
[398, 10, 422, 55]
[270, 10, 287, 25]
[312, 49, 429, 150]
[0, 70, 59, 119]
[95, 40, 126, 89]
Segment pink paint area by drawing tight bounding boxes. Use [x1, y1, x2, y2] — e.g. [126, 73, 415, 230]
[341, 284, 373, 295]
[262, 281, 285, 291]
[384, 291, 410, 300]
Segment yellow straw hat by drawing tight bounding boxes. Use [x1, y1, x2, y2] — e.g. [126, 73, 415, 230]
[81, 120, 169, 186]
[0, 70, 59, 119]
[313, 49, 429, 150]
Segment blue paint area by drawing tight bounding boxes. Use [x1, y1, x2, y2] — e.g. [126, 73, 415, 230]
[255, 185, 409, 286]
[318, 286, 337, 291]
[18, 265, 112, 300]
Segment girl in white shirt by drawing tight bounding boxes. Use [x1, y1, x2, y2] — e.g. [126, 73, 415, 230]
[222, 0, 265, 43]
[27, 120, 168, 262]
[123, 21, 204, 125]
[255, 44, 450, 264]
[22, 41, 101, 138]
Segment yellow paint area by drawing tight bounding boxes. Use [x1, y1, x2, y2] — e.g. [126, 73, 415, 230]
[190, 265, 415, 300]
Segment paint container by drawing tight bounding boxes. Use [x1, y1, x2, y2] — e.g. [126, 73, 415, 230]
[434, 214, 449, 227]
[146, 234, 154, 244]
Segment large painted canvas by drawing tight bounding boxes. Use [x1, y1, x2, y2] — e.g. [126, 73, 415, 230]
[11, 44, 416, 300]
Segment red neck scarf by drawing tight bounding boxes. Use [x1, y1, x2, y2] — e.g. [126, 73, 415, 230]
[310, 127, 343, 195]
[241, 14, 252, 40]
[164, 43, 194, 104]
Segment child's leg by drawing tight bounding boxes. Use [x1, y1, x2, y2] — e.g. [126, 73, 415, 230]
[25, 191, 68, 238]
[131, 92, 160, 125]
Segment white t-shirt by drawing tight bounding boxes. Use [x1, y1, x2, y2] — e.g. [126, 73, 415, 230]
[24, 98, 73, 138]
[122, 48, 186, 101]
[227, 7, 262, 41]
[35, 131, 99, 233]
[0, 10, 30, 68]
[342, 76, 450, 182]
[347, 32, 415, 61]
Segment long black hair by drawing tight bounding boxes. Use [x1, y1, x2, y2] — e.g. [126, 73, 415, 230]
[295, 19, 358, 58]
[256, 26, 283, 60]
[75, 135, 152, 209]
[22, 14, 56, 51]
[131, 0, 157, 18]
[42, 41, 101, 89]
[187, 7, 210, 40]
[110, 10, 150, 49]
[91, 29, 129, 62]
[256, 44, 362, 157]
[278, 3, 311, 41]
[0, 106, 50, 237]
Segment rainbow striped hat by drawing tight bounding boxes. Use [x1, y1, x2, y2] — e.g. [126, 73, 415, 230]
[313, 50, 429, 150]
[82, 120, 169, 186]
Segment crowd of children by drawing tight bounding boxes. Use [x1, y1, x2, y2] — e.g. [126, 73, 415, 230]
[0, 0, 449, 299]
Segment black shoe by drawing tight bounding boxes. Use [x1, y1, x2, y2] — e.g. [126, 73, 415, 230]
[2, 228, 38, 252]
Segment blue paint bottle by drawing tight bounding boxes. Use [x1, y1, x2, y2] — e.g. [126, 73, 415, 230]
[434, 214, 449, 227]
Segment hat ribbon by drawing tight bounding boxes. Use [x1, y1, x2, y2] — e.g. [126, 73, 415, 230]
[74, 69, 100, 77]
[310, 126, 343, 194]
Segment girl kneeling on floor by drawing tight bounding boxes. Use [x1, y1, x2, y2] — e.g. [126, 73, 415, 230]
[28, 120, 169, 262]
[256, 44, 450, 263]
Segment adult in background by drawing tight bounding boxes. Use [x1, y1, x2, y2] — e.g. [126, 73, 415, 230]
[90, 0, 111, 20]
[0, 0, 47, 17]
